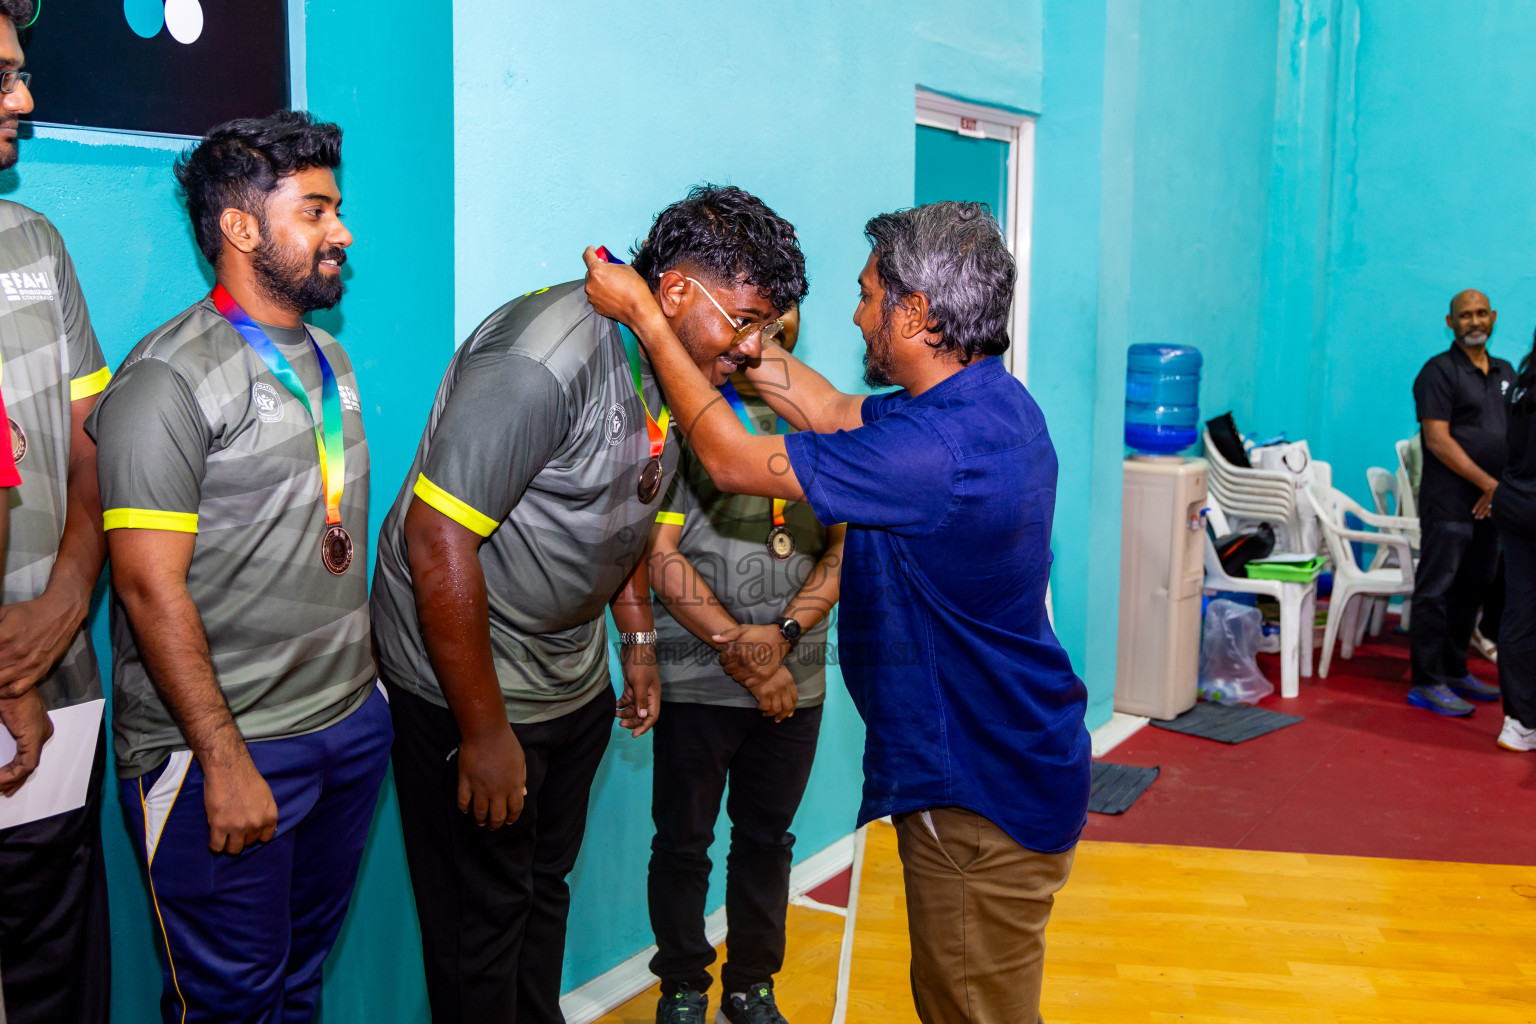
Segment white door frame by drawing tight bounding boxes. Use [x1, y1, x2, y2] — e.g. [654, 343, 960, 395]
[914, 89, 1036, 384]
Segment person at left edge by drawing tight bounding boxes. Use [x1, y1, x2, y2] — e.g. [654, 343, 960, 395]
[0, 4, 115, 1022]
[85, 111, 391, 1024]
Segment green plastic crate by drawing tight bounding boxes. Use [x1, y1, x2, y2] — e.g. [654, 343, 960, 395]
[1244, 556, 1326, 583]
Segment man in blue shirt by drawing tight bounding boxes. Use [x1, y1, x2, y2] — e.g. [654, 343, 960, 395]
[584, 201, 1090, 1024]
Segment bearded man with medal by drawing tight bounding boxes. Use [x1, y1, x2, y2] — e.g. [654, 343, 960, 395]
[368, 184, 806, 1024]
[87, 112, 392, 1022]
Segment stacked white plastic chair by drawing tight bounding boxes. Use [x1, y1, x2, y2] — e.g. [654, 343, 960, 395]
[1202, 428, 1313, 552]
[1202, 498, 1316, 698]
[1304, 484, 1416, 678]
[1364, 465, 1420, 637]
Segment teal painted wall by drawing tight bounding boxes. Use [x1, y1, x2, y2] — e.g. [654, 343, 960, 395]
[452, 0, 1046, 989]
[1030, 0, 1281, 729]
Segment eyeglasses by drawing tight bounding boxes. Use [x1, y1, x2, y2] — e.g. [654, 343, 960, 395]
[685, 277, 784, 347]
[0, 71, 30, 94]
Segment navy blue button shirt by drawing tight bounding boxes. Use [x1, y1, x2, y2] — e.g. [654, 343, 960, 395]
[783, 356, 1090, 854]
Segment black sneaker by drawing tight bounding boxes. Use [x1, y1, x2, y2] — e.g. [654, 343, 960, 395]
[656, 986, 708, 1024]
[717, 983, 788, 1024]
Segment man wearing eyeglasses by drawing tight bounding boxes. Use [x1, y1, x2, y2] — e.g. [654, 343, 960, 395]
[371, 184, 807, 1023]
[0, 5, 116, 1023]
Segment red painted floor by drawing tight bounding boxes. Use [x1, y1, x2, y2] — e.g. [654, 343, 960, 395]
[1084, 627, 1536, 864]
[804, 868, 851, 908]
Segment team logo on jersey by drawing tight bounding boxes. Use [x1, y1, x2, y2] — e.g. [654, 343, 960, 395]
[252, 381, 284, 423]
[607, 402, 626, 445]
[339, 384, 361, 412]
[0, 271, 54, 304]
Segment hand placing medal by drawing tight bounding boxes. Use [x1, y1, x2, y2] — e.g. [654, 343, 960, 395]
[601, 246, 673, 504]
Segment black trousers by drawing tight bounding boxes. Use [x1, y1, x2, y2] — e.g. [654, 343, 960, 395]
[0, 724, 110, 1024]
[1499, 530, 1536, 728]
[648, 701, 822, 996]
[1410, 518, 1500, 689]
[388, 680, 613, 1024]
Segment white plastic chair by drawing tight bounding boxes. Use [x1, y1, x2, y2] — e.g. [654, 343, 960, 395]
[1203, 428, 1306, 549]
[1363, 467, 1422, 637]
[1203, 500, 1316, 698]
[1305, 484, 1416, 678]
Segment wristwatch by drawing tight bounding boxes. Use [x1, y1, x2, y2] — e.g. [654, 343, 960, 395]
[619, 630, 657, 646]
[773, 616, 803, 645]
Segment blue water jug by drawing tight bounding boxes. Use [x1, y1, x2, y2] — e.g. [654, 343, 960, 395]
[1124, 344, 1202, 455]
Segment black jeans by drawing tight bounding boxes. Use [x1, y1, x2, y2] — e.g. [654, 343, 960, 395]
[1499, 530, 1536, 728]
[648, 701, 822, 996]
[389, 680, 613, 1024]
[0, 724, 110, 1024]
[1410, 518, 1500, 689]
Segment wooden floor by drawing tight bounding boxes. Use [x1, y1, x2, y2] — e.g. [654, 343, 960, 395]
[599, 820, 1536, 1022]
[593, 902, 844, 1024]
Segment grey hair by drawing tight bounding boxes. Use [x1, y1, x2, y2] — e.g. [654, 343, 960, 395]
[863, 201, 1015, 364]
[0, 0, 33, 27]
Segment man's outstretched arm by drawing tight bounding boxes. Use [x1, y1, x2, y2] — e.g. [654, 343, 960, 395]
[742, 337, 865, 434]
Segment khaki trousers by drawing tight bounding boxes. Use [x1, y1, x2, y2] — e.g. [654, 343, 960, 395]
[895, 806, 1076, 1024]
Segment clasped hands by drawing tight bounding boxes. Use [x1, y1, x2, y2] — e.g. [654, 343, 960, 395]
[713, 623, 797, 721]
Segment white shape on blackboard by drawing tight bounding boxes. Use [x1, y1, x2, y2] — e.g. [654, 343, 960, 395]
[164, 0, 204, 45]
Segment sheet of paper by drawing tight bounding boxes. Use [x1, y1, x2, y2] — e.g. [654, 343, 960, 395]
[0, 697, 103, 829]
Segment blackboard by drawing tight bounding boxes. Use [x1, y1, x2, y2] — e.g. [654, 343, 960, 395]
[22, 0, 290, 138]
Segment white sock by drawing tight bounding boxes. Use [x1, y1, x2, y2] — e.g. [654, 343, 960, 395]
[729, 992, 746, 1004]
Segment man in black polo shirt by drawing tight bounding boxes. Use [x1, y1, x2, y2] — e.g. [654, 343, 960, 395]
[1410, 288, 1515, 716]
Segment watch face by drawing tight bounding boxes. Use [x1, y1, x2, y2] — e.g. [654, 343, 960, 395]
[778, 617, 802, 642]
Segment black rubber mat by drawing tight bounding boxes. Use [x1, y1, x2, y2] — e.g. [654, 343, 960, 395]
[1088, 762, 1160, 815]
[1149, 701, 1303, 744]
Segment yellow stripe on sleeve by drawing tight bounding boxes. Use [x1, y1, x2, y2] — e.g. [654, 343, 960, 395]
[103, 508, 198, 533]
[413, 474, 499, 538]
[70, 366, 112, 401]
[655, 511, 685, 526]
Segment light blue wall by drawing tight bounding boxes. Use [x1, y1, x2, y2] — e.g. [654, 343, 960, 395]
[452, 0, 1046, 988]
[1031, 0, 1281, 729]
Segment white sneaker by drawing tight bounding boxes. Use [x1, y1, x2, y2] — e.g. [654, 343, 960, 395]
[1497, 716, 1536, 752]
[1471, 627, 1498, 664]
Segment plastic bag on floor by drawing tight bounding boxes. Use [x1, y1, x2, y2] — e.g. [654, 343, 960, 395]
[1198, 598, 1273, 705]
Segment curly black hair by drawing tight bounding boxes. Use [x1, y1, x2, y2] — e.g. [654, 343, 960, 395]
[0, 1, 33, 27]
[174, 110, 342, 266]
[631, 185, 808, 313]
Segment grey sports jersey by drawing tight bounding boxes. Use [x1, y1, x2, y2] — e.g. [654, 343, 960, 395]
[86, 296, 373, 778]
[0, 201, 109, 712]
[371, 281, 679, 724]
[654, 387, 830, 708]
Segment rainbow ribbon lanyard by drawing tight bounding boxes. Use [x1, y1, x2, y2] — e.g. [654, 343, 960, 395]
[717, 379, 787, 528]
[620, 325, 671, 460]
[211, 285, 345, 526]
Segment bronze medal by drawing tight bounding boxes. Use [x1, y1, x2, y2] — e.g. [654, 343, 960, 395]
[8, 417, 24, 465]
[638, 456, 663, 503]
[322, 524, 353, 575]
[767, 524, 796, 561]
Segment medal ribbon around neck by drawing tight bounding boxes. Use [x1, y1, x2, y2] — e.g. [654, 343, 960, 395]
[620, 326, 671, 460]
[717, 380, 787, 528]
[211, 285, 345, 526]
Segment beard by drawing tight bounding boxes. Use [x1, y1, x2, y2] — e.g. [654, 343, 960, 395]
[0, 119, 20, 172]
[862, 307, 899, 388]
[1460, 329, 1490, 349]
[251, 236, 347, 314]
